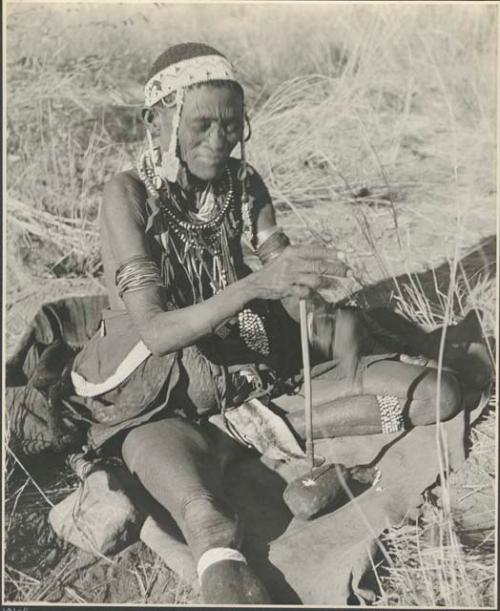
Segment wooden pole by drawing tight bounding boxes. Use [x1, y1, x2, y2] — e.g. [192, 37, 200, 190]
[299, 299, 314, 470]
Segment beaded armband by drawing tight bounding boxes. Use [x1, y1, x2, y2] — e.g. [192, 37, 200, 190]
[115, 255, 163, 298]
[256, 228, 290, 264]
[376, 395, 405, 434]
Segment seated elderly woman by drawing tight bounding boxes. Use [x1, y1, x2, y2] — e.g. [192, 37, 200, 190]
[46, 43, 486, 603]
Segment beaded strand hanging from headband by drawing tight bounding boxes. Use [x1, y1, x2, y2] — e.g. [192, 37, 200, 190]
[239, 110, 257, 252]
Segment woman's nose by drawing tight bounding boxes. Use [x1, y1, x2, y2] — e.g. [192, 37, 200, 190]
[207, 123, 226, 151]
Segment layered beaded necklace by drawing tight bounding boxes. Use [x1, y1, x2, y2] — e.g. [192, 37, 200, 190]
[161, 168, 235, 249]
[137, 149, 270, 356]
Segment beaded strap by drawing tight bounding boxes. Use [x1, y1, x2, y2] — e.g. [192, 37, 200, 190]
[238, 308, 270, 356]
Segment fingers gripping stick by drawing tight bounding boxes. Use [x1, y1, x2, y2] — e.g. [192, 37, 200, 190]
[299, 246, 349, 279]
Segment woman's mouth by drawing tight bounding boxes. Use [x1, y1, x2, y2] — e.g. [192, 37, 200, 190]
[198, 151, 225, 165]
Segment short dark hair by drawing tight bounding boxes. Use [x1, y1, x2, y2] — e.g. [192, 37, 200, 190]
[147, 42, 226, 83]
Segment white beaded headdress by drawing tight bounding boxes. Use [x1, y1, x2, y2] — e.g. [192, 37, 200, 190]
[144, 46, 238, 182]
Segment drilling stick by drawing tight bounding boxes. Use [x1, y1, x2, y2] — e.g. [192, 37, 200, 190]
[299, 298, 314, 470]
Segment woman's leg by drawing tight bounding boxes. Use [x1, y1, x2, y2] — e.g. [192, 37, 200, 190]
[122, 418, 236, 557]
[276, 361, 463, 439]
[121, 417, 270, 603]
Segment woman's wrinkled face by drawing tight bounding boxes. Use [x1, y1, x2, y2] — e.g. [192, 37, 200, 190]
[159, 83, 244, 182]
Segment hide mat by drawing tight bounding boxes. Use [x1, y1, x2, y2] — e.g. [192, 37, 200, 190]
[142, 398, 486, 605]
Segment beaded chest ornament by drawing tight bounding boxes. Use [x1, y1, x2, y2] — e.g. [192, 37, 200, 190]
[137, 149, 270, 356]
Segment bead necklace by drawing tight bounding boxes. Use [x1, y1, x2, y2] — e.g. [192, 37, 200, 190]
[163, 168, 234, 232]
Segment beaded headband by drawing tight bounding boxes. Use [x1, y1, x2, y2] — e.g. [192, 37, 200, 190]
[144, 55, 239, 183]
[144, 54, 236, 107]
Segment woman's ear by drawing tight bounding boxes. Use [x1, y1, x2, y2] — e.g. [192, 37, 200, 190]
[141, 107, 160, 135]
[244, 112, 252, 142]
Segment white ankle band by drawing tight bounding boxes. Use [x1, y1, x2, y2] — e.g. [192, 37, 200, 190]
[197, 547, 247, 580]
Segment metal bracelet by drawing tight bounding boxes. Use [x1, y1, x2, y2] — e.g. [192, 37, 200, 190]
[115, 255, 163, 298]
[257, 230, 290, 264]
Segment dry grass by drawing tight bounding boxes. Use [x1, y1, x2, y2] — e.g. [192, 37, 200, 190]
[377, 499, 496, 608]
[4, 2, 497, 607]
[6, 4, 496, 286]
[376, 403, 497, 609]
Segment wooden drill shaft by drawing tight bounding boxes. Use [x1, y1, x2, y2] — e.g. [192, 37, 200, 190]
[299, 299, 314, 470]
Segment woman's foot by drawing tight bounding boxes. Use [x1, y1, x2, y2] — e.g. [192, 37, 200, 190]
[198, 548, 271, 603]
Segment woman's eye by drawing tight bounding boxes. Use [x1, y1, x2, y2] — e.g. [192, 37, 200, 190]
[194, 120, 211, 132]
[192, 119, 241, 137]
[224, 121, 241, 136]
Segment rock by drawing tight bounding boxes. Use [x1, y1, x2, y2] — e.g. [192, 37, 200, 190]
[49, 467, 143, 556]
[283, 463, 349, 520]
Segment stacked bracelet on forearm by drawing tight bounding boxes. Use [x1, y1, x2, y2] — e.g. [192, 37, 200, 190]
[115, 255, 164, 298]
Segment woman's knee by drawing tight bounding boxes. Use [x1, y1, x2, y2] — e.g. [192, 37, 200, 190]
[435, 370, 462, 420]
[413, 369, 462, 424]
[122, 424, 148, 473]
[122, 418, 210, 472]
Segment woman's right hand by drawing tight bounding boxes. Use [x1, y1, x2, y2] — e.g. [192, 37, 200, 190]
[249, 244, 349, 300]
